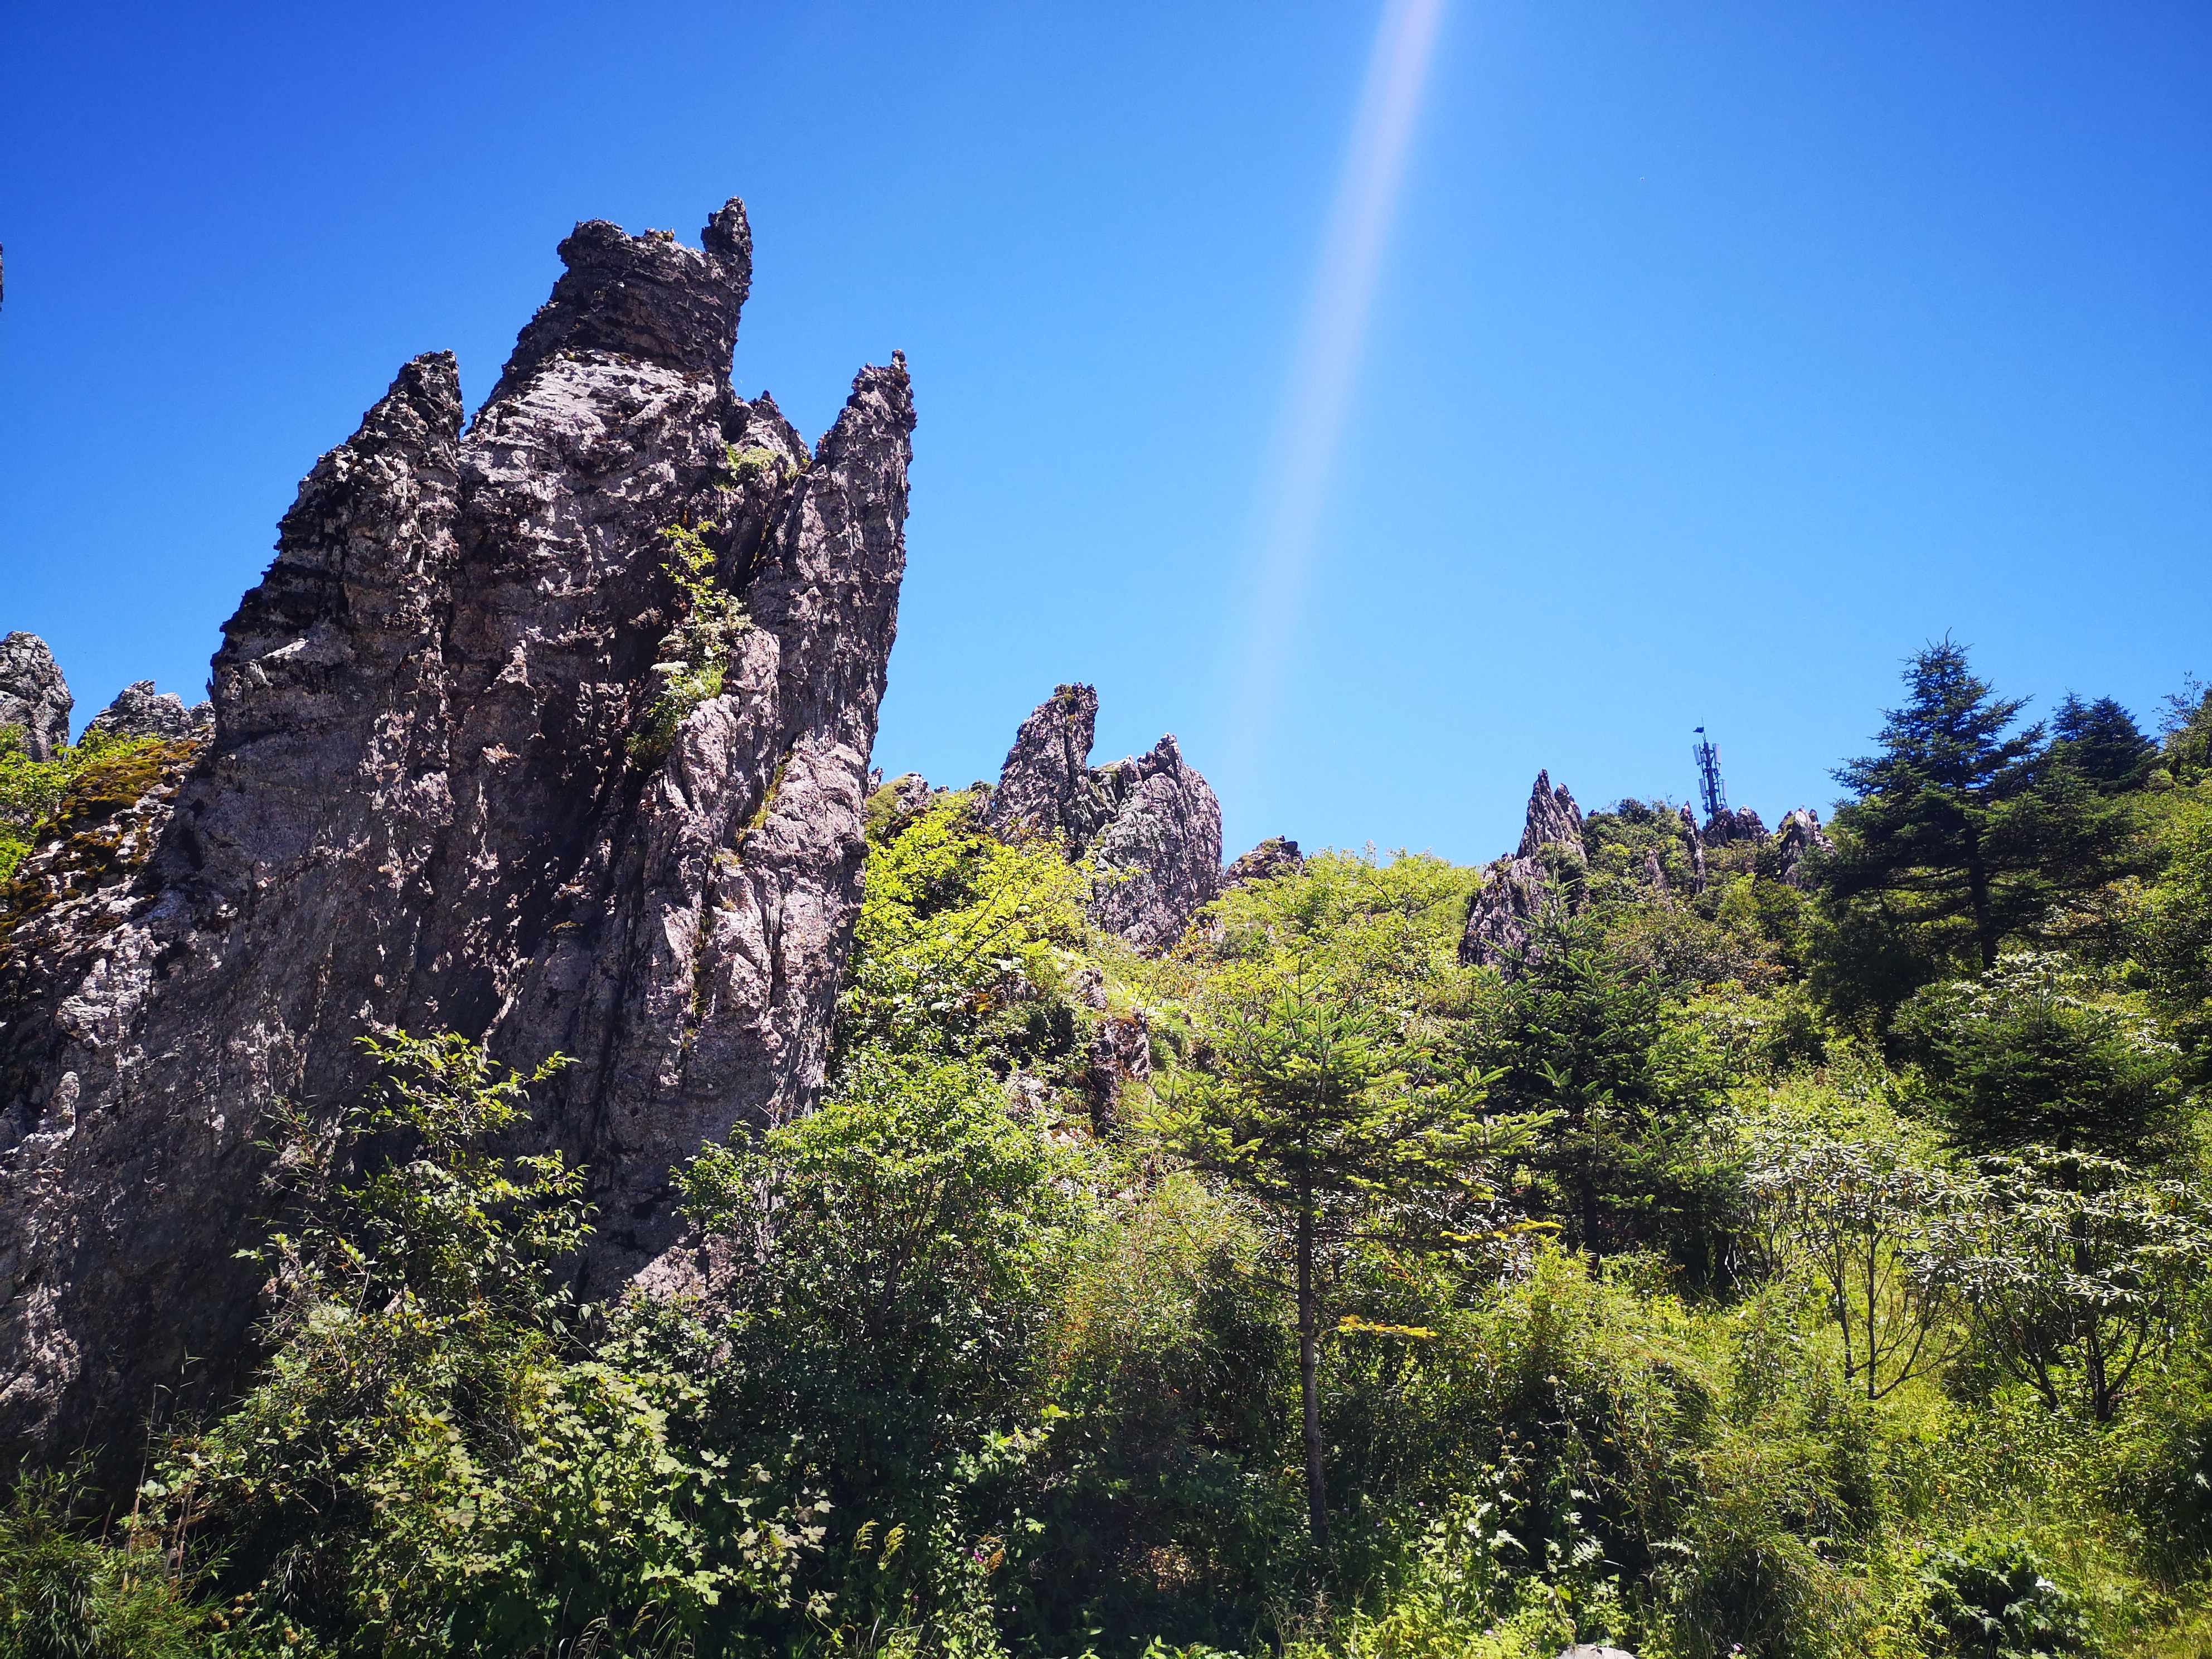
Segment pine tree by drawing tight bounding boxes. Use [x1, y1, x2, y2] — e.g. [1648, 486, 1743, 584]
[2048, 693, 2156, 794]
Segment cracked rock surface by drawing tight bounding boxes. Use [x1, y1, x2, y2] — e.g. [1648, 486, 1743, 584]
[0, 198, 913, 1464]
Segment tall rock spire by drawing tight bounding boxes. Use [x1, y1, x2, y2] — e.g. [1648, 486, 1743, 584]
[0, 200, 913, 1467]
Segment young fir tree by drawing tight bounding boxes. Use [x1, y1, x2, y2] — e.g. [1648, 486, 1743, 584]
[1821, 639, 2143, 1006]
[1156, 954, 1510, 1546]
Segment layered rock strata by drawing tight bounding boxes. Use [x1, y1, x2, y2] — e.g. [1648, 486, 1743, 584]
[986, 685, 1222, 952]
[0, 198, 914, 1465]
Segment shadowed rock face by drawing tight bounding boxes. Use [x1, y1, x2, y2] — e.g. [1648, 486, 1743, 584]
[0, 198, 914, 1466]
[986, 685, 1222, 951]
[0, 635, 72, 761]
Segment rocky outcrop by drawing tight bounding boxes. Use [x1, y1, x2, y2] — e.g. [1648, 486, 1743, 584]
[1086, 737, 1222, 950]
[982, 685, 1117, 847]
[82, 681, 206, 743]
[0, 198, 914, 1466]
[1773, 807, 1833, 888]
[985, 686, 1221, 952]
[0, 634, 72, 761]
[1520, 770, 1587, 862]
[1675, 804, 1707, 894]
[1703, 805, 1766, 845]
[1461, 772, 1588, 971]
[1224, 836, 1303, 889]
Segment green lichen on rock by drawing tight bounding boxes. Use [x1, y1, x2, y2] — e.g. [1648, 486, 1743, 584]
[628, 522, 754, 766]
[0, 734, 196, 937]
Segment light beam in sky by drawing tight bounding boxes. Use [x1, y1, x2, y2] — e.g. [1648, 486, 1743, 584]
[1225, 0, 1447, 798]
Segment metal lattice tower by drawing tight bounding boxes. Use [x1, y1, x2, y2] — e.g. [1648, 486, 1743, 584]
[1691, 727, 1728, 820]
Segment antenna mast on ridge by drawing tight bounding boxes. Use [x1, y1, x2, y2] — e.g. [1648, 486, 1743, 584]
[1691, 727, 1728, 821]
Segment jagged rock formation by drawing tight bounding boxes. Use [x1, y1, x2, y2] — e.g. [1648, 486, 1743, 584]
[0, 198, 914, 1466]
[83, 681, 208, 743]
[985, 685, 1222, 951]
[983, 685, 1117, 847]
[0, 634, 72, 761]
[1703, 805, 1767, 845]
[1520, 772, 1587, 861]
[1224, 836, 1303, 889]
[1461, 772, 1587, 970]
[1773, 806, 1834, 888]
[1676, 804, 1707, 894]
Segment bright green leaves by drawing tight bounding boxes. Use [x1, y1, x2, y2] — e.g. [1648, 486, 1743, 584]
[630, 522, 753, 766]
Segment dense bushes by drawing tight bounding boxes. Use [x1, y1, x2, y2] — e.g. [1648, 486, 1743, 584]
[8, 652, 2212, 1657]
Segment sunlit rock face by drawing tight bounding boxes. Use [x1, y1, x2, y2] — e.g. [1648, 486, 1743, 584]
[0, 199, 914, 1468]
[986, 684, 1223, 952]
[1461, 770, 1589, 972]
[0, 634, 72, 761]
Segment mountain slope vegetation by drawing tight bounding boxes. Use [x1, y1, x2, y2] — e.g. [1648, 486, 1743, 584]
[6, 641, 2212, 1659]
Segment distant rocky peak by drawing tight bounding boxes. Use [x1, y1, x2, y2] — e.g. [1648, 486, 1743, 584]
[1517, 769, 1588, 863]
[1703, 805, 1767, 845]
[493, 197, 754, 397]
[984, 685, 1221, 952]
[84, 681, 207, 744]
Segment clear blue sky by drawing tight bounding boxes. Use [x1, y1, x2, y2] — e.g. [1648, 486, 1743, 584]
[3, 2, 2207, 863]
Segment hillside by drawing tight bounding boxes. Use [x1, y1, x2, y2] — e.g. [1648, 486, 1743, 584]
[3, 202, 2212, 1659]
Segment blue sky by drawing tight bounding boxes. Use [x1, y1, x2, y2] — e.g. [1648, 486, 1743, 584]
[3, 1, 2206, 863]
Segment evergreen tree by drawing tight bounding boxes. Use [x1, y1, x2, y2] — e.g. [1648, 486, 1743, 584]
[1820, 641, 2145, 1007]
[2048, 693, 2156, 794]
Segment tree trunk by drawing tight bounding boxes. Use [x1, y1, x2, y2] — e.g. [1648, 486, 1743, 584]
[1962, 821, 1997, 967]
[1297, 1197, 1329, 1548]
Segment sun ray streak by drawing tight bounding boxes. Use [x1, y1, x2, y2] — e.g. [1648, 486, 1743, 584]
[1225, 0, 1447, 802]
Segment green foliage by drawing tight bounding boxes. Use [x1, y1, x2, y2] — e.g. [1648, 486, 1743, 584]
[1894, 953, 2187, 1157]
[1470, 908, 1744, 1278]
[1925, 1150, 2212, 1423]
[837, 790, 1090, 1067]
[0, 726, 171, 887]
[1917, 1536, 2093, 1658]
[1158, 856, 1530, 1543]
[28, 643, 2212, 1658]
[629, 522, 752, 765]
[147, 1030, 819, 1657]
[0, 1471, 210, 1658]
[1820, 641, 2146, 1013]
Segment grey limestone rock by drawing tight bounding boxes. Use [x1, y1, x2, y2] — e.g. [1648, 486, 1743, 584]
[983, 683, 1117, 848]
[1676, 803, 1707, 894]
[0, 197, 914, 1466]
[1086, 735, 1223, 951]
[0, 634, 72, 761]
[1774, 806, 1834, 889]
[1703, 805, 1767, 845]
[83, 681, 198, 743]
[1085, 1010, 1152, 1129]
[1519, 769, 1587, 862]
[1223, 836, 1303, 889]
[986, 687, 1222, 952]
[1462, 770, 1588, 971]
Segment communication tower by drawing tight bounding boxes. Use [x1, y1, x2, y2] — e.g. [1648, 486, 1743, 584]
[1691, 727, 1728, 821]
